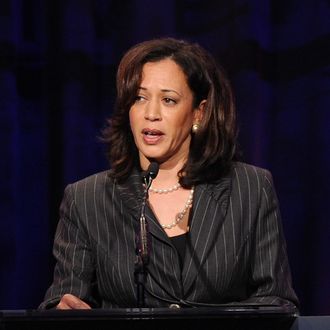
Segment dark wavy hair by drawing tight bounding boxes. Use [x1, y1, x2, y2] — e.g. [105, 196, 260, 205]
[102, 37, 238, 187]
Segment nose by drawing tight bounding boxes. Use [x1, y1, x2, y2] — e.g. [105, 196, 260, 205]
[144, 100, 161, 121]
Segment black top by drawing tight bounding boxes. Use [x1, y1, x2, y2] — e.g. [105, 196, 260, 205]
[170, 233, 188, 269]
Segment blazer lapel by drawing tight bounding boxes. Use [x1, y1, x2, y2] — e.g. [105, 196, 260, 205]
[115, 169, 144, 218]
[116, 169, 168, 241]
[182, 176, 232, 294]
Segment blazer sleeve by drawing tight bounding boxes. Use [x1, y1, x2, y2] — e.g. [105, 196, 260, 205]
[38, 184, 99, 309]
[244, 169, 299, 309]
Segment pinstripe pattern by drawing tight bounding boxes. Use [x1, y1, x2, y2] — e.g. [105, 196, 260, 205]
[39, 162, 299, 309]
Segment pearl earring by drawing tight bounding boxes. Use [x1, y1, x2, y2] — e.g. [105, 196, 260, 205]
[192, 123, 200, 133]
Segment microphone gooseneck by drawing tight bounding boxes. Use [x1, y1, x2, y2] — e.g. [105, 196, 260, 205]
[135, 161, 159, 307]
[139, 162, 159, 263]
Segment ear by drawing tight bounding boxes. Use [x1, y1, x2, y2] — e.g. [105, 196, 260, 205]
[193, 100, 206, 122]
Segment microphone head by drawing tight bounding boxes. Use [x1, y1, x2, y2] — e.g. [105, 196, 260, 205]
[148, 162, 159, 179]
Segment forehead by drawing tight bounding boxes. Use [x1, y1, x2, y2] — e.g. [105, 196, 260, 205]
[140, 59, 189, 88]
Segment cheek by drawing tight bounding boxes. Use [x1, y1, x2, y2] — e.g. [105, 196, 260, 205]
[129, 109, 143, 146]
[171, 116, 193, 141]
[177, 112, 194, 130]
[128, 109, 133, 124]
[129, 110, 137, 131]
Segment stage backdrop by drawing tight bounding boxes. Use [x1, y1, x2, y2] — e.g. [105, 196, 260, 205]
[1, 0, 329, 315]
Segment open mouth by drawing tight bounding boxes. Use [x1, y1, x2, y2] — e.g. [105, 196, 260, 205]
[142, 128, 164, 144]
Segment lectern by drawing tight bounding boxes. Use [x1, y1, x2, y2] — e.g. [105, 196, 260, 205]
[0, 304, 297, 330]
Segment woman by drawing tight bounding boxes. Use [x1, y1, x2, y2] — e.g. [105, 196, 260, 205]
[39, 37, 299, 310]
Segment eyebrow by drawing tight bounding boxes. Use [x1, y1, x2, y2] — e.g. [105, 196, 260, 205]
[138, 86, 182, 97]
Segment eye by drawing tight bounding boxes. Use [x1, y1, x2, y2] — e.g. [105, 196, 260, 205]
[135, 95, 146, 103]
[163, 97, 176, 105]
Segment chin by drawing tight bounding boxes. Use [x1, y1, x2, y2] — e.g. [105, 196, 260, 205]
[140, 148, 164, 159]
[142, 154, 166, 164]
[145, 154, 163, 162]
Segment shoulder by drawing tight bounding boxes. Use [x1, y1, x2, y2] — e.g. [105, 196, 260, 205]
[231, 161, 270, 176]
[203, 162, 278, 217]
[229, 161, 276, 194]
[65, 170, 113, 195]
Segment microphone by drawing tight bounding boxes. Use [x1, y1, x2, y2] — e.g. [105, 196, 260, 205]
[135, 161, 159, 307]
[142, 161, 159, 185]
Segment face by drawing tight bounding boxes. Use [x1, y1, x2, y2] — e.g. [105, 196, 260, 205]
[129, 59, 202, 169]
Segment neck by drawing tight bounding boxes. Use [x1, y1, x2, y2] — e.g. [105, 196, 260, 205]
[140, 157, 186, 187]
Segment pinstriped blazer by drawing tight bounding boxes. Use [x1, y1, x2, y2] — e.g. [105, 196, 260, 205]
[39, 161, 299, 309]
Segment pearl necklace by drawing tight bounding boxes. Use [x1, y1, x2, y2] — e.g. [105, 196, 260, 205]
[149, 182, 181, 194]
[161, 187, 194, 230]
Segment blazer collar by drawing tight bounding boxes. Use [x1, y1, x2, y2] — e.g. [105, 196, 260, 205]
[115, 166, 231, 214]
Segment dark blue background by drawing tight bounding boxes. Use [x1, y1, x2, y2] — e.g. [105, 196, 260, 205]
[1, 0, 329, 315]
